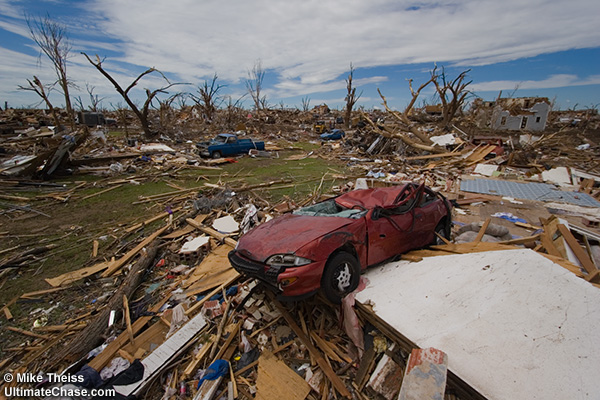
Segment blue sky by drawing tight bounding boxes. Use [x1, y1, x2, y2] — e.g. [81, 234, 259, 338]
[1, 0, 599, 112]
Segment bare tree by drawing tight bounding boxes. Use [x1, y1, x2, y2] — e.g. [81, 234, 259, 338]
[301, 96, 311, 112]
[18, 76, 60, 127]
[432, 67, 472, 130]
[82, 53, 184, 136]
[27, 14, 75, 128]
[221, 94, 247, 130]
[74, 84, 105, 112]
[190, 73, 223, 122]
[344, 63, 362, 129]
[246, 60, 266, 111]
[111, 102, 130, 136]
[362, 71, 447, 154]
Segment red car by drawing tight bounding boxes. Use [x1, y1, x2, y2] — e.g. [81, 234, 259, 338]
[228, 183, 452, 303]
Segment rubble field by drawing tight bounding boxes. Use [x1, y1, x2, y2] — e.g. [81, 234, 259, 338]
[1, 103, 599, 400]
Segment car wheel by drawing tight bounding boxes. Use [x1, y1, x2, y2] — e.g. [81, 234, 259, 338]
[212, 151, 222, 159]
[321, 252, 360, 304]
[432, 221, 449, 246]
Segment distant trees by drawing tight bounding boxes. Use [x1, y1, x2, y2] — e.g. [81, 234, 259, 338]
[246, 60, 267, 111]
[191, 73, 223, 122]
[82, 52, 184, 137]
[300, 96, 311, 112]
[27, 14, 75, 128]
[344, 63, 362, 129]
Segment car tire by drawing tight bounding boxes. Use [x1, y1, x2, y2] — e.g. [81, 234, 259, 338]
[212, 151, 222, 159]
[321, 252, 360, 305]
[432, 221, 449, 246]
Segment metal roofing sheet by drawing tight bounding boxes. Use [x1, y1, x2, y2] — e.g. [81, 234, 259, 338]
[460, 178, 600, 208]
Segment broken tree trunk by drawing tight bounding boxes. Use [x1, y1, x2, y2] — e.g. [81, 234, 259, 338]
[49, 241, 158, 367]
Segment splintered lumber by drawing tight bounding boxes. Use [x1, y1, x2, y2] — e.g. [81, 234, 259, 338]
[45, 261, 111, 287]
[557, 224, 600, 282]
[49, 242, 158, 366]
[6, 326, 50, 340]
[186, 218, 237, 247]
[88, 291, 172, 371]
[123, 295, 135, 347]
[473, 218, 491, 243]
[80, 184, 122, 200]
[185, 274, 240, 316]
[125, 206, 183, 233]
[183, 244, 238, 289]
[112, 311, 208, 397]
[163, 214, 207, 239]
[271, 295, 351, 399]
[101, 225, 167, 277]
[255, 349, 311, 400]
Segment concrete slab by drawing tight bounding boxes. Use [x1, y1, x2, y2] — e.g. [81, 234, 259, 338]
[356, 249, 600, 400]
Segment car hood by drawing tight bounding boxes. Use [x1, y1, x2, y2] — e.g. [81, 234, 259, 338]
[236, 213, 354, 262]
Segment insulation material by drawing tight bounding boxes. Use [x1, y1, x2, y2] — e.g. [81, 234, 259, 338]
[356, 249, 600, 400]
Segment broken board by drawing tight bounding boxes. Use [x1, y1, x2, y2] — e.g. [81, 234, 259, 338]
[112, 311, 207, 396]
[255, 349, 311, 400]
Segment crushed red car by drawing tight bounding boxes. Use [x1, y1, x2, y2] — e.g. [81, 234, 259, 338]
[228, 183, 452, 303]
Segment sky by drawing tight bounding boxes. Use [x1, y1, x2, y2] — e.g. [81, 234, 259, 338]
[0, 0, 599, 112]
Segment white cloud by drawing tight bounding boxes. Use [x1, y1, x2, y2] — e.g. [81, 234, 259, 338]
[472, 74, 600, 92]
[83, 0, 599, 89]
[3, 0, 599, 107]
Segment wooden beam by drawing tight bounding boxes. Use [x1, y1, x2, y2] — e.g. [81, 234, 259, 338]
[557, 224, 600, 283]
[473, 218, 491, 243]
[101, 225, 168, 277]
[185, 218, 237, 247]
[123, 295, 135, 347]
[270, 295, 351, 399]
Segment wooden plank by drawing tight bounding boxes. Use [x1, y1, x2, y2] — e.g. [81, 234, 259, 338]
[540, 232, 563, 258]
[184, 268, 240, 297]
[185, 274, 240, 316]
[123, 295, 135, 347]
[80, 184, 122, 200]
[88, 292, 171, 371]
[112, 311, 208, 396]
[186, 218, 237, 247]
[6, 326, 50, 340]
[125, 206, 183, 233]
[557, 224, 600, 283]
[92, 240, 99, 257]
[45, 261, 111, 287]
[271, 296, 351, 398]
[255, 349, 311, 400]
[102, 225, 168, 277]
[184, 244, 235, 288]
[473, 218, 491, 243]
[498, 234, 540, 245]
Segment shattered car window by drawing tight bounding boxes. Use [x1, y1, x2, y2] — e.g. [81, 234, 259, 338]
[293, 199, 366, 219]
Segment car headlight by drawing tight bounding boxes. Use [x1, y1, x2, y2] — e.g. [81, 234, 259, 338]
[266, 254, 312, 267]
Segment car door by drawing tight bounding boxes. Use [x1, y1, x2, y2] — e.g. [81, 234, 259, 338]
[412, 187, 440, 247]
[365, 184, 423, 265]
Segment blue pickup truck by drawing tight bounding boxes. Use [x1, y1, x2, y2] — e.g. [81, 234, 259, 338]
[198, 133, 265, 158]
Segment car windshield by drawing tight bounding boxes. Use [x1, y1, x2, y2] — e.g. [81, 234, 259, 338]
[214, 135, 229, 144]
[293, 199, 366, 219]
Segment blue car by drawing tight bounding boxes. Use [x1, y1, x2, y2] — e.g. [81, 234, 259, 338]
[320, 129, 345, 141]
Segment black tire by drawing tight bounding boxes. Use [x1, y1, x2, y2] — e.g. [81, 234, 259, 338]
[212, 151, 222, 159]
[321, 252, 360, 304]
[432, 221, 449, 246]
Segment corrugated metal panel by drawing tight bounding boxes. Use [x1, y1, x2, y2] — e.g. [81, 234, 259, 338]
[460, 178, 600, 207]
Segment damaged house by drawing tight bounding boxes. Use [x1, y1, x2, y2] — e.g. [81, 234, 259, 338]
[492, 97, 551, 132]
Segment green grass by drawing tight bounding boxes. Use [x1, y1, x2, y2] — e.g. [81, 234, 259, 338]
[0, 146, 353, 354]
